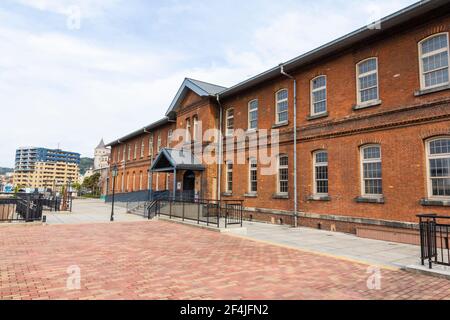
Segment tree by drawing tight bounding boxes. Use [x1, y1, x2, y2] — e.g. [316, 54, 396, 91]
[82, 172, 101, 195]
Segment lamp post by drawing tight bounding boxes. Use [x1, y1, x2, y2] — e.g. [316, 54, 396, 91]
[110, 165, 118, 222]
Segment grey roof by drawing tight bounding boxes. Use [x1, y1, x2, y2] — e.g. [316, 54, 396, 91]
[96, 138, 106, 149]
[150, 148, 205, 172]
[218, 0, 449, 98]
[106, 117, 171, 147]
[165, 78, 227, 117]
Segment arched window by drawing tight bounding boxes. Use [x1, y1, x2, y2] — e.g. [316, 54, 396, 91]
[185, 118, 191, 142]
[356, 58, 379, 105]
[276, 89, 288, 124]
[193, 116, 199, 142]
[248, 99, 258, 130]
[313, 151, 328, 195]
[148, 134, 154, 159]
[311, 76, 327, 116]
[360, 145, 382, 196]
[226, 108, 234, 136]
[426, 137, 450, 198]
[277, 155, 289, 194]
[419, 33, 449, 90]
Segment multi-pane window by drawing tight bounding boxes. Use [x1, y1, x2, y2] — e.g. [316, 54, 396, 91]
[186, 119, 191, 142]
[193, 116, 199, 142]
[276, 89, 288, 124]
[167, 129, 173, 146]
[248, 100, 258, 130]
[140, 139, 145, 158]
[226, 162, 233, 193]
[419, 33, 449, 90]
[127, 144, 131, 161]
[226, 108, 234, 136]
[427, 137, 450, 198]
[357, 58, 379, 104]
[314, 151, 328, 195]
[311, 76, 327, 115]
[249, 158, 257, 193]
[278, 155, 289, 194]
[361, 145, 383, 196]
[148, 134, 154, 158]
[139, 172, 143, 190]
[157, 134, 162, 152]
[123, 146, 126, 161]
[134, 143, 137, 160]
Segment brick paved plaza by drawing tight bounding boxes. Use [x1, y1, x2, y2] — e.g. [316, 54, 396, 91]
[0, 220, 449, 300]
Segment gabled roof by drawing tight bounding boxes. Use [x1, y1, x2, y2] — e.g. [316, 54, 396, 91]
[150, 148, 205, 172]
[165, 78, 227, 118]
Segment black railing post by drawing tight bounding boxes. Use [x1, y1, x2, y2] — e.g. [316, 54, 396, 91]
[197, 201, 200, 224]
[182, 200, 185, 221]
[169, 199, 172, 219]
[25, 194, 31, 222]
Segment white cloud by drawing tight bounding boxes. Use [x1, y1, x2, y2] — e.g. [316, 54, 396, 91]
[13, 0, 121, 18]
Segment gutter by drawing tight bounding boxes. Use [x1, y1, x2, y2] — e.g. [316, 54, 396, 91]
[216, 94, 223, 202]
[280, 64, 298, 228]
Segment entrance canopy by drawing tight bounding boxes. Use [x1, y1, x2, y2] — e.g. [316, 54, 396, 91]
[150, 148, 205, 173]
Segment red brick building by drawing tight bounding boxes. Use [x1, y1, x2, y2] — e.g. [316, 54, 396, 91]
[107, 0, 450, 244]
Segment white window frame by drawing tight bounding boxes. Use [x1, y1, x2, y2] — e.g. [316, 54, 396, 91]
[140, 139, 145, 158]
[313, 150, 328, 196]
[139, 172, 143, 190]
[185, 119, 191, 142]
[310, 76, 327, 116]
[122, 146, 126, 161]
[226, 161, 233, 193]
[157, 134, 162, 153]
[360, 144, 383, 197]
[277, 154, 289, 194]
[249, 158, 258, 194]
[418, 33, 450, 90]
[248, 99, 258, 131]
[275, 89, 289, 124]
[426, 136, 450, 200]
[127, 144, 131, 161]
[226, 108, 234, 137]
[356, 57, 379, 105]
[193, 116, 199, 142]
[148, 134, 154, 158]
[167, 129, 173, 147]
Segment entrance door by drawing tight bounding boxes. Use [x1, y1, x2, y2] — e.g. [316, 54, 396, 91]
[182, 170, 195, 200]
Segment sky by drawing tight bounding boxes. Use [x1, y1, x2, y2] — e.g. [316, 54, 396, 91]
[0, 0, 417, 167]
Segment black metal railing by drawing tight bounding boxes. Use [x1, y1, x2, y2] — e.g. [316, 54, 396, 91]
[153, 197, 243, 228]
[0, 193, 44, 223]
[418, 214, 450, 269]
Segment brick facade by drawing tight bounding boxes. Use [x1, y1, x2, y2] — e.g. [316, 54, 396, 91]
[107, 3, 450, 244]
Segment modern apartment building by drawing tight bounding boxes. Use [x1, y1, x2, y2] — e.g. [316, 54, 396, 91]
[14, 147, 80, 190]
[107, 0, 450, 244]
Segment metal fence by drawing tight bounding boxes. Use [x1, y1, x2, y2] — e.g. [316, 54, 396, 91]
[418, 214, 450, 269]
[153, 197, 243, 228]
[0, 193, 44, 222]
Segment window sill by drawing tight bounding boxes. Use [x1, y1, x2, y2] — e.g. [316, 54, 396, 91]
[272, 193, 289, 199]
[272, 121, 289, 129]
[244, 193, 258, 198]
[307, 195, 331, 201]
[221, 192, 233, 197]
[353, 100, 382, 111]
[420, 198, 450, 207]
[307, 112, 328, 121]
[414, 84, 450, 97]
[355, 196, 385, 204]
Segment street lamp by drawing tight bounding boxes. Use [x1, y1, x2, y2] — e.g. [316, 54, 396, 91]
[110, 165, 118, 222]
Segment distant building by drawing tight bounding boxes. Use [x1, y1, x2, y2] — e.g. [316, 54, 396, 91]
[13, 147, 80, 190]
[94, 139, 110, 171]
[93, 139, 111, 197]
